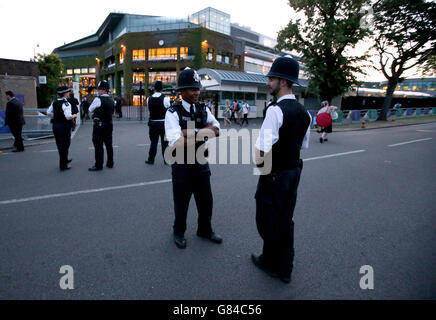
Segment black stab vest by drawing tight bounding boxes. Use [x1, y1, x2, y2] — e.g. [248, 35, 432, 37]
[148, 94, 167, 120]
[271, 99, 311, 172]
[169, 101, 209, 169]
[92, 96, 114, 123]
[52, 99, 70, 123]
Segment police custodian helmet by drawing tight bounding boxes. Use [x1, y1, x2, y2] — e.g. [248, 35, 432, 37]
[97, 80, 110, 91]
[266, 56, 300, 85]
[177, 67, 202, 90]
[56, 86, 70, 95]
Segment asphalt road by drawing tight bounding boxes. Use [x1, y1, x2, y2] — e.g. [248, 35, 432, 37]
[0, 120, 435, 300]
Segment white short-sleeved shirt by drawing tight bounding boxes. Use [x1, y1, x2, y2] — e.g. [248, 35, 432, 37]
[242, 103, 249, 114]
[165, 99, 220, 147]
[47, 98, 72, 118]
[255, 94, 311, 153]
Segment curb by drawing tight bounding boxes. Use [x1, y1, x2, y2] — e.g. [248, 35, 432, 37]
[312, 120, 436, 132]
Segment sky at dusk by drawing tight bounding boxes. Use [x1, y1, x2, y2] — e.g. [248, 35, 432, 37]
[0, 0, 428, 82]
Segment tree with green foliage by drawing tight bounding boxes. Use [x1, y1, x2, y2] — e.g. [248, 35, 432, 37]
[276, 0, 371, 103]
[36, 53, 64, 107]
[371, 0, 436, 121]
[419, 54, 436, 76]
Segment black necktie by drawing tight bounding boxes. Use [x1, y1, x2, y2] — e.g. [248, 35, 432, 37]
[190, 104, 195, 121]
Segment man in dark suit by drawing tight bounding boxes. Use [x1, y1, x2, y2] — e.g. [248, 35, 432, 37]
[5, 91, 25, 152]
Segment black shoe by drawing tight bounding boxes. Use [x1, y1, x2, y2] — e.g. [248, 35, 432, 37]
[197, 232, 223, 244]
[106, 163, 114, 168]
[67, 159, 72, 164]
[324, 138, 328, 142]
[145, 160, 154, 165]
[88, 166, 103, 171]
[174, 234, 187, 249]
[60, 166, 71, 171]
[251, 254, 279, 279]
[279, 275, 291, 284]
[319, 137, 323, 143]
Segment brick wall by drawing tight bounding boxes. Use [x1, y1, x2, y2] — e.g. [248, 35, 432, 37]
[0, 75, 38, 109]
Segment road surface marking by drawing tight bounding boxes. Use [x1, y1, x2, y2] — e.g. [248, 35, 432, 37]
[34, 149, 57, 153]
[0, 179, 172, 205]
[416, 130, 433, 133]
[88, 146, 120, 150]
[388, 138, 432, 147]
[303, 150, 366, 161]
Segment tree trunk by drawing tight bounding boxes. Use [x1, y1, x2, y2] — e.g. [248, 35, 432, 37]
[378, 79, 397, 121]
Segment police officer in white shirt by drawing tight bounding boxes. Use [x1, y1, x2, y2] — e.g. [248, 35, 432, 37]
[252, 56, 311, 284]
[88, 80, 115, 171]
[47, 86, 77, 171]
[145, 80, 171, 165]
[164, 67, 222, 249]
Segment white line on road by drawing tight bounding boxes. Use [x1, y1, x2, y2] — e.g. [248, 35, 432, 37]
[34, 150, 58, 153]
[388, 138, 433, 147]
[303, 150, 366, 161]
[88, 146, 120, 150]
[416, 130, 434, 133]
[0, 179, 172, 206]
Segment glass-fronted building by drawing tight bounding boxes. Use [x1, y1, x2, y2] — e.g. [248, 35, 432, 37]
[53, 7, 303, 113]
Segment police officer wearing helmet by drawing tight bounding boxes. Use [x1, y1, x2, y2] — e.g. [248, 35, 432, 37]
[88, 80, 115, 171]
[145, 80, 171, 165]
[47, 86, 78, 171]
[252, 56, 311, 283]
[164, 67, 222, 249]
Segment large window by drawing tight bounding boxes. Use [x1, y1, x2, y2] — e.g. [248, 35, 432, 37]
[133, 72, 146, 84]
[132, 49, 146, 61]
[119, 51, 125, 64]
[149, 71, 177, 84]
[148, 47, 188, 61]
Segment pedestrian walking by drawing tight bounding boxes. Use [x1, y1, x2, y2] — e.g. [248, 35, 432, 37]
[240, 99, 250, 126]
[223, 99, 232, 127]
[145, 80, 170, 165]
[88, 80, 115, 171]
[230, 100, 237, 123]
[5, 91, 25, 152]
[164, 67, 222, 249]
[317, 101, 338, 143]
[67, 91, 79, 132]
[47, 86, 77, 171]
[253, 56, 311, 284]
[115, 95, 123, 118]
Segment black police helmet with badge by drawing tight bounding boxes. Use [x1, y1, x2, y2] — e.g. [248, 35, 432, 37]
[177, 67, 202, 91]
[57, 86, 71, 96]
[266, 56, 300, 86]
[97, 80, 110, 92]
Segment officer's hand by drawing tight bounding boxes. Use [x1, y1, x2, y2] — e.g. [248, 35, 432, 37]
[204, 123, 220, 137]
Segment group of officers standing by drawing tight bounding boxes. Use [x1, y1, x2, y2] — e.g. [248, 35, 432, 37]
[45, 56, 311, 284]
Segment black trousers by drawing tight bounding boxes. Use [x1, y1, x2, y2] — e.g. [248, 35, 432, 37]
[241, 114, 248, 125]
[147, 121, 168, 163]
[172, 164, 213, 236]
[9, 123, 24, 151]
[53, 122, 71, 169]
[230, 111, 236, 122]
[255, 166, 302, 278]
[92, 122, 113, 168]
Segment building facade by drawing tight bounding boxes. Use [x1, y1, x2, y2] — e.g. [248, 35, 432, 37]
[53, 7, 304, 113]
